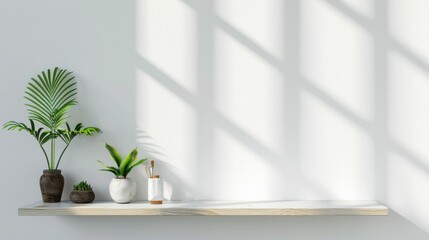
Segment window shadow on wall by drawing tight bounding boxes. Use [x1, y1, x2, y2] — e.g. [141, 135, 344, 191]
[134, 0, 429, 210]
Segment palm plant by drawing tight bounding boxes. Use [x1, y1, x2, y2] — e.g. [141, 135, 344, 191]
[98, 143, 147, 178]
[3, 67, 102, 170]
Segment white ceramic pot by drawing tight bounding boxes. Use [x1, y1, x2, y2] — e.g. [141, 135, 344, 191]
[109, 178, 136, 203]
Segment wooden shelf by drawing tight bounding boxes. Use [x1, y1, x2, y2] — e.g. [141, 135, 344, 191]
[19, 200, 387, 216]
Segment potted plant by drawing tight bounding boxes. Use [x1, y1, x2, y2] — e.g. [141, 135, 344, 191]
[98, 143, 147, 203]
[70, 181, 95, 203]
[3, 67, 101, 202]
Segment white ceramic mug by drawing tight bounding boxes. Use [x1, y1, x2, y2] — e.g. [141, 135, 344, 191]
[148, 177, 163, 204]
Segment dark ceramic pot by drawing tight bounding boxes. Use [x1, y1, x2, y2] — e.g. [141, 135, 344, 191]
[70, 190, 95, 203]
[40, 170, 64, 202]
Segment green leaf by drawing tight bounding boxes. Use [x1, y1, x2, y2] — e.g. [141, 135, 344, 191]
[119, 148, 137, 178]
[105, 143, 122, 167]
[80, 126, 102, 136]
[29, 78, 50, 103]
[97, 160, 119, 173]
[36, 127, 43, 138]
[127, 158, 147, 173]
[66, 122, 71, 132]
[42, 71, 49, 89]
[37, 74, 50, 98]
[52, 72, 73, 100]
[100, 169, 120, 177]
[98, 160, 120, 177]
[2, 120, 53, 146]
[74, 123, 83, 131]
[52, 84, 77, 110]
[24, 98, 52, 119]
[25, 87, 51, 111]
[29, 119, 35, 132]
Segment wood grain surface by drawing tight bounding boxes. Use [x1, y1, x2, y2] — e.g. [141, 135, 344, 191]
[19, 200, 388, 216]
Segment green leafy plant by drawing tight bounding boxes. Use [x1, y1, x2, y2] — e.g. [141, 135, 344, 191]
[3, 67, 102, 170]
[98, 143, 147, 179]
[73, 181, 93, 191]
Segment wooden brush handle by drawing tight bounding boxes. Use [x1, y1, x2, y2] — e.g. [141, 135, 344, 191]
[151, 160, 155, 178]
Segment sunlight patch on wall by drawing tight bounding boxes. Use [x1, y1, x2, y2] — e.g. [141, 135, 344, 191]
[135, 0, 199, 196]
[384, 1, 429, 233]
[388, 51, 429, 161]
[300, 0, 374, 122]
[300, 91, 374, 200]
[214, 27, 285, 156]
[389, 0, 429, 64]
[338, 0, 374, 19]
[135, 68, 198, 190]
[215, 0, 284, 60]
[212, 127, 277, 200]
[136, 0, 198, 94]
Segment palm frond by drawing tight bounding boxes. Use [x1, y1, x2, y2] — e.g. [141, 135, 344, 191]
[57, 123, 102, 144]
[25, 67, 77, 129]
[3, 120, 34, 134]
[3, 120, 52, 168]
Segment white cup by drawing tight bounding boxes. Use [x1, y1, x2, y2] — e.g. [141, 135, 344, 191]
[148, 177, 163, 204]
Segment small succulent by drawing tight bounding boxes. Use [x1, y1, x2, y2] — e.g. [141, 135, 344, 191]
[98, 143, 147, 179]
[73, 181, 93, 191]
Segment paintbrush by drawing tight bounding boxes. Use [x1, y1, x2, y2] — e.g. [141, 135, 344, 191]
[151, 160, 155, 178]
[144, 166, 150, 178]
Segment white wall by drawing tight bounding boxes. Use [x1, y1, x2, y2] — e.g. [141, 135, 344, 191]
[1, 0, 429, 239]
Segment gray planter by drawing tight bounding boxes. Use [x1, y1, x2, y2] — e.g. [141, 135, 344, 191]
[70, 190, 95, 203]
[40, 170, 64, 203]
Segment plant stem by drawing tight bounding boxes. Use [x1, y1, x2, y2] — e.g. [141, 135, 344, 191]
[39, 144, 50, 169]
[50, 137, 55, 170]
[55, 143, 70, 170]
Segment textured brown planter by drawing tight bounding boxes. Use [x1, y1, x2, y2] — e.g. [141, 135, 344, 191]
[70, 190, 95, 203]
[40, 170, 64, 202]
